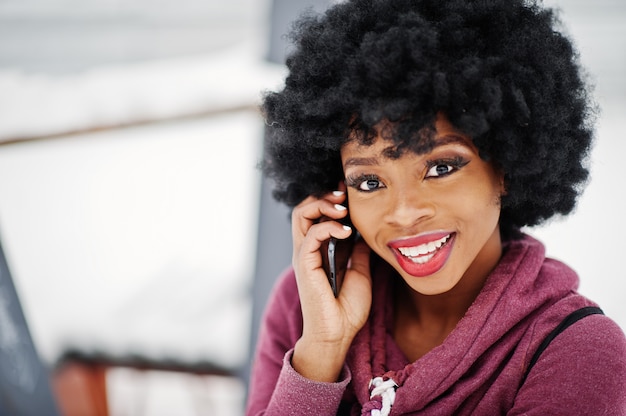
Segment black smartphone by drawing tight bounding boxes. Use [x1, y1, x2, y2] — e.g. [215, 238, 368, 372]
[320, 214, 356, 297]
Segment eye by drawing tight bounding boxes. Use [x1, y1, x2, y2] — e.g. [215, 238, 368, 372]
[346, 174, 385, 192]
[426, 163, 454, 177]
[359, 178, 381, 191]
[425, 157, 469, 178]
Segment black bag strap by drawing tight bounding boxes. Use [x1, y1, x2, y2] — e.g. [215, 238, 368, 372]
[521, 306, 604, 384]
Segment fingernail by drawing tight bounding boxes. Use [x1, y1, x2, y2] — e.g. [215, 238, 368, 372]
[343, 225, 352, 231]
[334, 204, 347, 211]
[333, 190, 344, 196]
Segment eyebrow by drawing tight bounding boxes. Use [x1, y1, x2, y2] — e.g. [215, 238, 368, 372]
[343, 156, 380, 168]
[343, 134, 469, 168]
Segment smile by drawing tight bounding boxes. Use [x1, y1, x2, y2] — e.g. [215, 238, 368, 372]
[397, 234, 451, 264]
[389, 232, 455, 277]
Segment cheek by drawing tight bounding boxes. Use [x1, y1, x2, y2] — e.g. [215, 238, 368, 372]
[348, 200, 370, 234]
[471, 187, 502, 231]
[347, 196, 380, 239]
[439, 181, 502, 225]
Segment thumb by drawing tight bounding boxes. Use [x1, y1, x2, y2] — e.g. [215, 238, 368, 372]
[341, 239, 372, 293]
[349, 239, 371, 275]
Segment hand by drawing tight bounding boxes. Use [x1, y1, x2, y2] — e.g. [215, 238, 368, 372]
[290, 188, 372, 382]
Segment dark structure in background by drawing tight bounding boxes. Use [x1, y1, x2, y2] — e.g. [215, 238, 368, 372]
[0, 0, 335, 410]
[246, 0, 333, 385]
[0, 238, 60, 415]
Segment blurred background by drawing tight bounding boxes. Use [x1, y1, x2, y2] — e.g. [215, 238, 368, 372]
[0, 0, 623, 414]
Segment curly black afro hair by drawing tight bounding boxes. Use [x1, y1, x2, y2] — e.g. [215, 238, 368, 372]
[261, 0, 595, 240]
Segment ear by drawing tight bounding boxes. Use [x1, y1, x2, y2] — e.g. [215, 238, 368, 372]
[494, 165, 507, 196]
[499, 174, 507, 196]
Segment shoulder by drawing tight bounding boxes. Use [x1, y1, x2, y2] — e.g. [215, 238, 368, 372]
[265, 267, 301, 319]
[544, 311, 626, 373]
[534, 310, 626, 373]
[513, 306, 626, 414]
[258, 267, 303, 346]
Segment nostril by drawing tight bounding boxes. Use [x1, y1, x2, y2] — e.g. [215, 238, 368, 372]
[384, 197, 435, 227]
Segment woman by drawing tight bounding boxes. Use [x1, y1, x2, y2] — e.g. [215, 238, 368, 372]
[247, 0, 626, 414]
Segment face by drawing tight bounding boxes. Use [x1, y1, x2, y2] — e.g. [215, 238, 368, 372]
[341, 115, 504, 296]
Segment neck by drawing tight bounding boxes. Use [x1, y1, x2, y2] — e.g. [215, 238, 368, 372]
[395, 278, 476, 335]
[392, 229, 503, 360]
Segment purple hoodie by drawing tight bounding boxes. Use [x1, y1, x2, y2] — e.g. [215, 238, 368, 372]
[247, 235, 626, 415]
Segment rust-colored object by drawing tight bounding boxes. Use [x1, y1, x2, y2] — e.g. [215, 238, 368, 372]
[52, 361, 109, 416]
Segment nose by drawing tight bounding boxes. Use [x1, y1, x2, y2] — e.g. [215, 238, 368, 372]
[383, 187, 435, 228]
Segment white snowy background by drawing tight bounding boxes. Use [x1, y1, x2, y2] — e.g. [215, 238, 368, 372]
[0, 0, 624, 414]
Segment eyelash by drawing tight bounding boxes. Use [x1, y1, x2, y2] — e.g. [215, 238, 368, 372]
[346, 156, 469, 192]
[346, 173, 382, 192]
[425, 156, 469, 178]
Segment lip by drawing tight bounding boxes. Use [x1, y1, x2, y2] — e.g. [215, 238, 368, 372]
[388, 231, 456, 277]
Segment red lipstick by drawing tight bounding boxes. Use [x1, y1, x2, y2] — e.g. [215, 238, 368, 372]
[388, 232, 455, 277]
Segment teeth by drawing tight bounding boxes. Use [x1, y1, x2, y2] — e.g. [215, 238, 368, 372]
[411, 253, 434, 264]
[398, 234, 450, 260]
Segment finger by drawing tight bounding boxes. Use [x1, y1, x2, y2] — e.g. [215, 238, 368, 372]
[293, 221, 353, 287]
[292, 225, 353, 302]
[346, 239, 371, 278]
[292, 192, 346, 227]
[297, 221, 353, 265]
[339, 240, 372, 317]
[292, 195, 349, 243]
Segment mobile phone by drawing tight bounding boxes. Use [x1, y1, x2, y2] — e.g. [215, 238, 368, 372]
[320, 216, 356, 297]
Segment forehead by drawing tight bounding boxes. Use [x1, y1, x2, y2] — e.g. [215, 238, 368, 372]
[341, 116, 476, 162]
